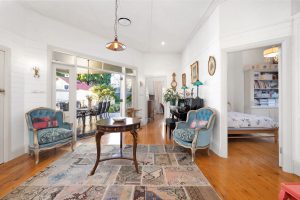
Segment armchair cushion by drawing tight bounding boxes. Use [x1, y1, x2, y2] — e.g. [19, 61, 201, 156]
[173, 128, 195, 142]
[189, 120, 208, 129]
[32, 117, 58, 130]
[38, 128, 73, 145]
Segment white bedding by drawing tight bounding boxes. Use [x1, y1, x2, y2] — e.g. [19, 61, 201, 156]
[228, 112, 278, 129]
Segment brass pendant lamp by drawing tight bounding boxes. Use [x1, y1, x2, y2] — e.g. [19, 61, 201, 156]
[106, 0, 126, 51]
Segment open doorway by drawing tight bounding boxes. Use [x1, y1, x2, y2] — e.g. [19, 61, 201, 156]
[145, 76, 167, 122]
[227, 45, 280, 163]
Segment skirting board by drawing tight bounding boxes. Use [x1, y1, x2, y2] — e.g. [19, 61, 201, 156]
[293, 160, 300, 176]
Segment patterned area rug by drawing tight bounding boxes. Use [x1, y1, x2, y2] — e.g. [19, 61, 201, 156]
[3, 144, 221, 200]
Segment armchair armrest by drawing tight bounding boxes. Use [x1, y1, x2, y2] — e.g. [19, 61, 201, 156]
[63, 122, 73, 130]
[175, 121, 189, 129]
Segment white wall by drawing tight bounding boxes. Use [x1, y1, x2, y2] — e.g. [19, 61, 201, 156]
[143, 53, 181, 86]
[227, 51, 243, 112]
[180, 7, 223, 156]
[227, 47, 266, 113]
[0, 2, 145, 161]
[292, 13, 300, 176]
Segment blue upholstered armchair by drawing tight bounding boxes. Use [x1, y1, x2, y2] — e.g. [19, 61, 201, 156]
[173, 107, 216, 161]
[25, 107, 74, 164]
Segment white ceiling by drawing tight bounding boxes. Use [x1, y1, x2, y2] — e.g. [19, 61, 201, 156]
[19, 0, 214, 53]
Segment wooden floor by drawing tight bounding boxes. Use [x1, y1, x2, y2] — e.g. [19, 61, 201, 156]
[1, 114, 300, 199]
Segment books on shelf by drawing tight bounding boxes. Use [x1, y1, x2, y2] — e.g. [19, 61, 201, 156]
[252, 70, 279, 108]
[254, 80, 278, 89]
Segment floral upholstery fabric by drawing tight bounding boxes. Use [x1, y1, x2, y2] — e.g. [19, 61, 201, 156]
[38, 128, 73, 145]
[173, 128, 195, 142]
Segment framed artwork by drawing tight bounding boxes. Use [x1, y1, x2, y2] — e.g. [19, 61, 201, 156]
[208, 56, 216, 76]
[182, 73, 186, 86]
[190, 61, 199, 84]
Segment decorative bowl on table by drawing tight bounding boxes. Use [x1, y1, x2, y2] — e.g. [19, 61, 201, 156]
[112, 117, 126, 122]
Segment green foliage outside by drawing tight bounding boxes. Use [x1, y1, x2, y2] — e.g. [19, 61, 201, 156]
[77, 73, 111, 86]
[109, 104, 120, 113]
[91, 84, 115, 101]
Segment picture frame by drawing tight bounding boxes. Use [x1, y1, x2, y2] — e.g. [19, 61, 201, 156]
[190, 61, 199, 84]
[208, 56, 216, 76]
[182, 73, 186, 86]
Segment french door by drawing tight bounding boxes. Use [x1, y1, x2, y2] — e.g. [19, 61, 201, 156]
[52, 63, 76, 137]
[0, 50, 5, 164]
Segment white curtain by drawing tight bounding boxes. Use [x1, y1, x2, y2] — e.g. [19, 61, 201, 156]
[153, 80, 163, 113]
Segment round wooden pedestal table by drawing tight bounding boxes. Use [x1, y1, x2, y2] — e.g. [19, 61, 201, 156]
[89, 117, 141, 176]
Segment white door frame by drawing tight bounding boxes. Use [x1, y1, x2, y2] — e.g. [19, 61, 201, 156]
[52, 63, 77, 140]
[221, 37, 293, 172]
[0, 45, 11, 163]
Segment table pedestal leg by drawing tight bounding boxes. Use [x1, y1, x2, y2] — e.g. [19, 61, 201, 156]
[131, 130, 139, 173]
[89, 131, 102, 176]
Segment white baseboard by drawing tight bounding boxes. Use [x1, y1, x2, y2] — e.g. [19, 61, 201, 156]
[293, 160, 300, 176]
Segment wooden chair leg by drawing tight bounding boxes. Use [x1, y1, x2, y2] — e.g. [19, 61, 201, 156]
[191, 148, 196, 162]
[34, 149, 40, 164]
[71, 141, 74, 151]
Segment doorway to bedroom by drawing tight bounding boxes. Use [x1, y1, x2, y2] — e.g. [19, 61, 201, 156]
[227, 45, 280, 163]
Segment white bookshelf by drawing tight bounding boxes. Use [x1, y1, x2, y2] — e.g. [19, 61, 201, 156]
[244, 64, 279, 121]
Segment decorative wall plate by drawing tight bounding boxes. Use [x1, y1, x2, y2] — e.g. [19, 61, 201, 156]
[208, 56, 216, 76]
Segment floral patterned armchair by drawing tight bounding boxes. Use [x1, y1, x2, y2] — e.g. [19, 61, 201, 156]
[173, 107, 216, 161]
[25, 107, 74, 164]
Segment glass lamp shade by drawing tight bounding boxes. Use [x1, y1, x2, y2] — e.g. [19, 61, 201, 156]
[193, 80, 203, 86]
[106, 37, 126, 51]
[263, 47, 279, 58]
[181, 86, 188, 89]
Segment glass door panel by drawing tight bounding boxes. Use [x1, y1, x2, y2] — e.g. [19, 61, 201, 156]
[53, 64, 76, 132]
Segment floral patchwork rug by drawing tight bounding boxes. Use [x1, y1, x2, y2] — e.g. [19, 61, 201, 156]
[3, 144, 221, 200]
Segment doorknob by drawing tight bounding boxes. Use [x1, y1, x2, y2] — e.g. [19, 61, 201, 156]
[0, 89, 5, 93]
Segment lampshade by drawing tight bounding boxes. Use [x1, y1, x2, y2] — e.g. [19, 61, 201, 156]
[263, 47, 279, 58]
[181, 86, 188, 89]
[193, 80, 203, 86]
[106, 37, 126, 51]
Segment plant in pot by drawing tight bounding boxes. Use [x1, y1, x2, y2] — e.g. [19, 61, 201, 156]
[163, 88, 180, 107]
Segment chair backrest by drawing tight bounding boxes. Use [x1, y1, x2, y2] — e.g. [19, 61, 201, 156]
[97, 102, 103, 114]
[105, 101, 110, 112]
[25, 107, 64, 129]
[101, 102, 107, 113]
[186, 107, 216, 129]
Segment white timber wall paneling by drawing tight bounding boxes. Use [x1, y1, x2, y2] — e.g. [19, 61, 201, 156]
[292, 13, 300, 176]
[0, 2, 145, 161]
[180, 7, 224, 156]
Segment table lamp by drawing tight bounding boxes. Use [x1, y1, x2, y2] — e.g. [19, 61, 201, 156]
[193, 80, 203, 98]
[181, 86, 188, 99]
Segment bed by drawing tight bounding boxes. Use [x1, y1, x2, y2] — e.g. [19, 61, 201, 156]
[227, 112, 278, 142]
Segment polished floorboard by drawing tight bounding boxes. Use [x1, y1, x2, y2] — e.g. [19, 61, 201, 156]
[0, 114, 299, 199]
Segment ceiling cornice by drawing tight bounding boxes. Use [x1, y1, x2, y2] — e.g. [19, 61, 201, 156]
[185, 0, 225, 46]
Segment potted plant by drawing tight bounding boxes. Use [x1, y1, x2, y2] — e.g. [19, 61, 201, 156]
[163, 88, 180, 106]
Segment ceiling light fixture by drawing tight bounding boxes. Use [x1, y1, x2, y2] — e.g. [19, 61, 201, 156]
[106, 0, 126, 51]
[161, 41, 165, 46]
[263, 46, 279, 58]
[118, 17, 131, 26]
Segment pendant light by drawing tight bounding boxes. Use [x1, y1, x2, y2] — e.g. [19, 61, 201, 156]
[106, 0, 126, 51]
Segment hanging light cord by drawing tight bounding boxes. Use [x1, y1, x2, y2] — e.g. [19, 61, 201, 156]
[114, 0, 118, 38]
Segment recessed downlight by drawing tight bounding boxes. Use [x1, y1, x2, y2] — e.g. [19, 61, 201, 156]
[161, 41, 166, 46]
[118, 17, 131, 26]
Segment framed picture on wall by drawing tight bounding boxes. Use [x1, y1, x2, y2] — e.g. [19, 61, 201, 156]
[190, 61, 199, 84]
